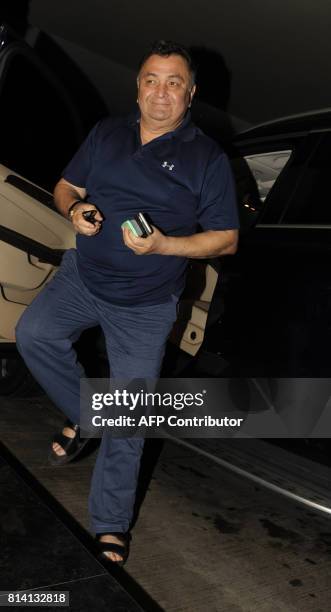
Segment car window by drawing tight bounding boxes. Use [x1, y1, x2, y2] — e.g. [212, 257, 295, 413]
[281, 133, 331, 224]
[244, 150, 292, 202]
[229, 156, 262, 231]
[0, 52, 82, 191]
[230, 148, 292, 230]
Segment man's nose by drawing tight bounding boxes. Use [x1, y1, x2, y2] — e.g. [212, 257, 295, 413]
[155, 82, 167, 97]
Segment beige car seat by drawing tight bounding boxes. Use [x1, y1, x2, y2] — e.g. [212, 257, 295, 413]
[169, 260, 219, 356]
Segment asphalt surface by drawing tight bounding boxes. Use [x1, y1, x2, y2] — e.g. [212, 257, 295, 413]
[1, 394, 331, 611]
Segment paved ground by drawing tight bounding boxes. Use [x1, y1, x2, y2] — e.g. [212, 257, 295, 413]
[1, 394, 331, 611]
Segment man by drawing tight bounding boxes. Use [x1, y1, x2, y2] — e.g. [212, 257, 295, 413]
[15, 40, 239, 564]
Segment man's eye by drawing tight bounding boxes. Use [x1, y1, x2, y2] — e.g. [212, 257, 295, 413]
[146, 79, 157, 85]
[169, 81, 180, 87]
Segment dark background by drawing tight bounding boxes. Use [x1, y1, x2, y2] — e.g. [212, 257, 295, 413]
[3, 0, 329, 132]
[27, 0, 330, 126]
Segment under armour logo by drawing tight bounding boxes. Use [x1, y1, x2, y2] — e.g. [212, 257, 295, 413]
[162, 161, 174, 171]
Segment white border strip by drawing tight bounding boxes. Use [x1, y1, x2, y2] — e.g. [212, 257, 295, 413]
[256, 224, 331, 229]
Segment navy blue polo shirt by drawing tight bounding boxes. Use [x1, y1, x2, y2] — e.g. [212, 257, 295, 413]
[62, 112, 239, 305]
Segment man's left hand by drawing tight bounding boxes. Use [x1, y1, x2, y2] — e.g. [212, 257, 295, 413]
[122, 225, 168, 255]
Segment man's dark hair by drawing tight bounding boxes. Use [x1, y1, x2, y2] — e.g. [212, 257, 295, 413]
[138, 40, 196, 85]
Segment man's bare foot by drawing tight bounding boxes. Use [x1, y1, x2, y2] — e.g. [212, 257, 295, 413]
[52, 425, 76, 457]
[49, 422, 89, 466]
[99, 534, 127, 563]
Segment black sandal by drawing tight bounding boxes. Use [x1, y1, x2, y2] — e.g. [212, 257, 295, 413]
[95, 532, 131, 567]
[48, 419, 90, 466]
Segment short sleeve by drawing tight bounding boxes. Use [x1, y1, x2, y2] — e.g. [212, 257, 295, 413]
[198, 151, 239, 231]
[61, 121, 101, 187]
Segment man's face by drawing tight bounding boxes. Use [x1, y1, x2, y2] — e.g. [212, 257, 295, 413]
[137, 54, 195, 126]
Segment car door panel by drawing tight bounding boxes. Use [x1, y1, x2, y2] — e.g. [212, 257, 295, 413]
[0, 169, 75, 249]
[225, 225, 331, 376]
[0, 166, 75, 341]
[201, 133, 331, 376]
[0, 297, 26, 341]
[0, 241, 53, 289]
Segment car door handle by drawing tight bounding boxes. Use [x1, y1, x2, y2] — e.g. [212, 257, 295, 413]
[0, 224, 64, 266]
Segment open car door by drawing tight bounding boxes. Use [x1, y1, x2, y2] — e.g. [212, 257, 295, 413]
[0, 165, 75, 342]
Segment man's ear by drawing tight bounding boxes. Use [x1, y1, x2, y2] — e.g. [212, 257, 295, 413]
[189, 84, 196, 107]
[136, 77, 140, 103]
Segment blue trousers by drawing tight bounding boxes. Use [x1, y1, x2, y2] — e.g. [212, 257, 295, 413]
[15, 249, 177, 534]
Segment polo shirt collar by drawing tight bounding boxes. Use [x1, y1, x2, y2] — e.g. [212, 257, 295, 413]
[128, 109, 197, 143]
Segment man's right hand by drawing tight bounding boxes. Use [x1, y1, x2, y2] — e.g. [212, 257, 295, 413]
[70, 203, 104, 236]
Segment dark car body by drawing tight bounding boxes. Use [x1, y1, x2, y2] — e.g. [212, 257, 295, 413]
[176, 112, 331, 514]
[199, 109, 331, 378]
[0, 23, 107, 394]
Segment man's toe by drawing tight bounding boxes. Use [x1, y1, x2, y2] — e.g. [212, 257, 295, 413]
[52, 442, 66, 456]
[104, 551, 122, 562]
[52, 425, 76, 457]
